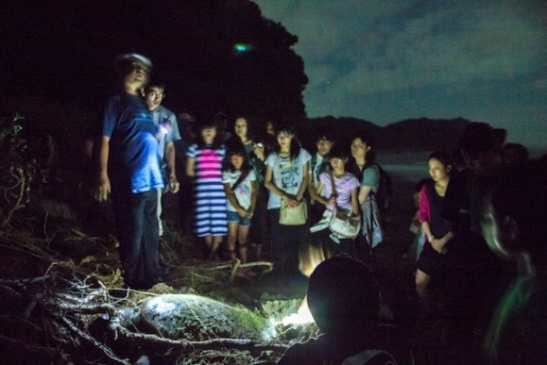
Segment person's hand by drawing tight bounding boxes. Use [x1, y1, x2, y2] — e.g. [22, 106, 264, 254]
[237, 207, 247, 218]
[252, 143, 265, 161]
[282, 195, 300, 208]
[431, 238, 447, 254]
[326, 196, 337, 206]
[246, 208, 255, 218]
[155, 120, 173, 140]
[94, 173, 111, 202]
[169, 175, 180, 193]
[160, 119, 173, 133]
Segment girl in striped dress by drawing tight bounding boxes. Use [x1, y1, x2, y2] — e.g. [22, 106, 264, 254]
[186, 118, 227, 260]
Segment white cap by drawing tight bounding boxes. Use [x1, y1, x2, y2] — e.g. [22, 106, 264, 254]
[114, 52, 153, 69]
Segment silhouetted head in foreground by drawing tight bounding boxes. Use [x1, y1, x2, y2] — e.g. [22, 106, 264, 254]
[480, 162, 547, 272]
[307, 257, 379, 341]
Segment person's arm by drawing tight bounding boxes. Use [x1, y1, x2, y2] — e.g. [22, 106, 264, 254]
[431, 231, 453, 254]
[186, 157, 195, 178]
[358, 165, 379, 205]
[358, 185, 372, 205]
[164, 141, 179, 193]
[314, 180, 336, 208]
[94, 136, 111, 202]
[248, 180, 257, 218]
[421, 185, 453, 253]
[419, 186, 434, 240]
[223, 182, 246, 217]
[351, 186, 359, 215]
[264, 164, 298, 207]
[296, 161, 309, 202]
[307, 174, 318, 203]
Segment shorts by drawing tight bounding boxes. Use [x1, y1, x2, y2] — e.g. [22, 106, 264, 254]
[226, 210, 251, 226]
[416, 242, 447, 276]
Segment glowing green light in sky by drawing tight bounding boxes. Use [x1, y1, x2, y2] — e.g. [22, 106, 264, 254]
[234, 43, 250, 53]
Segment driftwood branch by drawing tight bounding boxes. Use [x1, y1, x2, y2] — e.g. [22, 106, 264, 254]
[109, 319, 288, 355]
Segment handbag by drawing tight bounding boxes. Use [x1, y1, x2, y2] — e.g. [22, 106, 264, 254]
[279, 200, 308, 225]
[327, 172, 361, 239]
[329, 208, 361, 239]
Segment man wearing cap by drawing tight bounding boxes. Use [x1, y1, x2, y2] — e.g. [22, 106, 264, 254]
[94, 53, 164, 289]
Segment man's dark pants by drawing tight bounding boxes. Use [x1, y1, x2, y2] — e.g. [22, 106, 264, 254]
[112, 187, 159, 289]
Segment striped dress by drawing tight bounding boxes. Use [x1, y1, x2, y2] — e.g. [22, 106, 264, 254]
[187, 143, 227, 237]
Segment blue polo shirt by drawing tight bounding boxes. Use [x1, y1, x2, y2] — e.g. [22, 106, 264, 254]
[102, 92, 164, 193]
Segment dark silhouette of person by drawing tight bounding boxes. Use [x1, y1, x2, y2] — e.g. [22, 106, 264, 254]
[480, 161, 547, 364]
[277, 256, 397, 365]
[441, 122, 507, 362]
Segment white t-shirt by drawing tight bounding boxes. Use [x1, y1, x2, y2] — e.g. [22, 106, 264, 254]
[222, 169, 256, 211]
[265, 148, 311, 209]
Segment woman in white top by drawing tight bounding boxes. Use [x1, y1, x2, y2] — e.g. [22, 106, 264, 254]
[264, 124, 311, 275]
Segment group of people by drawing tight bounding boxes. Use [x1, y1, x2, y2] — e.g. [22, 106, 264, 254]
[405, 123, 547, 364]
[279, 123, 547, 365]
[185, 118, 387, 276]
[90, 52, 391, 288]
[91, 52, 546, 364]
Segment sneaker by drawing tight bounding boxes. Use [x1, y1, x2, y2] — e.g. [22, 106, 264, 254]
[310, 210, 333, 233]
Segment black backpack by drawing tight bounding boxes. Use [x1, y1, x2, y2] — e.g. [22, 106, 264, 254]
[365, 162, 393, 213]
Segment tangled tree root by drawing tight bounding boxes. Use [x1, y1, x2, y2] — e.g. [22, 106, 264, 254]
[0, 229, 296, 365]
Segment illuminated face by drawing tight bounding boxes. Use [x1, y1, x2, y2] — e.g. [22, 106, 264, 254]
[277, 131, 294, 148]
[230, 154, 244, 170]
[351, 138, 370, 159]
[145, 86, 165, 110]
[201, 127, 217, 144]
[428, 158, 450, 182]
[234, 118, 248, 140]
[316, 138, 334, 157]
[124, 61, 150, 89]
[330, 157, 347, 172]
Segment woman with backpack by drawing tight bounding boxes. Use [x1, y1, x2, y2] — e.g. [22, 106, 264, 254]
[348, 131, 383, 261]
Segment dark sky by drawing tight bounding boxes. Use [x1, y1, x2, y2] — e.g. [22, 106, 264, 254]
[2, 1, 546, 149]
[256, 0, 547, 148]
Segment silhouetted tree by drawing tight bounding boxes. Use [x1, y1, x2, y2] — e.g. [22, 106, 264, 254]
[0, 0, 308, 121]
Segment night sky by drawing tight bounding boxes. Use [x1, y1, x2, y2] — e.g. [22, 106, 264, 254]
[256, 0, 547, 149]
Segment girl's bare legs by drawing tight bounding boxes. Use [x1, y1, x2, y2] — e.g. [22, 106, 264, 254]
[415, 269, 436, 318]
[204, 235, 223, 260]
[203, 235, 212, 259]
[227, 223, 239, 261]
[238, 225, 250, 263]
[415, 268, 431, 302]
[209, 235, 223, 260]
